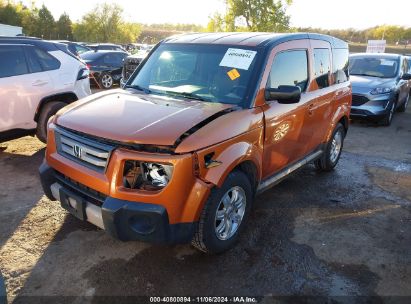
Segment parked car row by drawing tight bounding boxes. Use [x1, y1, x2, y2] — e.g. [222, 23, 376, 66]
[1, 32, 410, 254]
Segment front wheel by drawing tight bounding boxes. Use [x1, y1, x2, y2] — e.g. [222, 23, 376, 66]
[191, 170, 253, 254]
[36, 101, 67, 143]
[315, 123, 346, 172]
[381, 101, 396, 126]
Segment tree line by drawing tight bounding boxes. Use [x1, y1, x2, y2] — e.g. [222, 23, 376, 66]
[1, 0, 411, 45]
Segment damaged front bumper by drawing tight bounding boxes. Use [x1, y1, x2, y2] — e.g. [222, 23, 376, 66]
[39, 162, 195, 244]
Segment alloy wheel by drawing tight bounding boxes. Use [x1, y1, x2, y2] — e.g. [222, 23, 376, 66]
[214, 186, 246, 241]
[330, 129, 343, 163]
[101, 74, 113, 88]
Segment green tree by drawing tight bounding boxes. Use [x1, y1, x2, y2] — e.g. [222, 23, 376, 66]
[73, 3, 141, 43]
[0, 3, 21, 26]
[208, 0, 292, 32]
[37, 4, 55, 39]
[56, 13, 73, 40]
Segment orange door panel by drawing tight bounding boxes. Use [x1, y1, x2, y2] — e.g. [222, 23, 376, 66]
[303, 39, 335, 151]
[256, 39, 316, 178]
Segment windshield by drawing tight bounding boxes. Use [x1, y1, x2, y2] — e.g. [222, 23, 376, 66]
[128, 43, 260, 107]
[349, 56, 399, 78]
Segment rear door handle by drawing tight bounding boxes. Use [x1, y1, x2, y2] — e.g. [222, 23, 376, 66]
[308, 103, 315, 115]
[32, 80, 48, 87]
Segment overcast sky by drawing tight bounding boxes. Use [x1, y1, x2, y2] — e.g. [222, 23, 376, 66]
[21, 0, 411, 29]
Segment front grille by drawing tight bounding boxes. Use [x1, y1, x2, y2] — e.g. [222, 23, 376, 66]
[352, 94, 369, 106]
[55, 127, 115, 172]
[55, 171, 106, 207]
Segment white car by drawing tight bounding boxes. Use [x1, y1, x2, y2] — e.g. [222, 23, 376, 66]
[0, 37, 91, 143]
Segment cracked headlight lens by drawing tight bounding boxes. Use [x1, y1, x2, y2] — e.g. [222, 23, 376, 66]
[123, 160, 173, 190]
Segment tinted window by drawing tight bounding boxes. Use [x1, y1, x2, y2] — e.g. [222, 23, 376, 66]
[349, 56, 399, 78]
[103, 53, 125, 65]
[75, 45, 90, 54]
[314, 48, 331, 89]
[0, 45, 28, 78]
[32, 48, 60, 71]
[267, 50, 308, 92]
[333, 48, 349, 84]
[25, 47, 43, 73]
[80, 51, 103, 61]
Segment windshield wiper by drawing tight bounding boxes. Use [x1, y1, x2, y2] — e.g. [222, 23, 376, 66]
[125, 84, 152, 94]
[164, 91, 211, 102]
[351, 73, 380, 78]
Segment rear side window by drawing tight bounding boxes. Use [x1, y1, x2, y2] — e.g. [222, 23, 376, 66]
[333, 49, 349, 83]
[31, 48, 61, 71]
[314, 48, 331, 89]
[103, 53, 125, 65]
[25, 47, 43, 73]
[0, 45, 29, 78]
[266, 49, 309, 92]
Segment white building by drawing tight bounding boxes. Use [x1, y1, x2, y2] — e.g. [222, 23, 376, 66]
[0, 23, 23, 36]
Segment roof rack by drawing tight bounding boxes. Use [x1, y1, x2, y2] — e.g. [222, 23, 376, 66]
[0, 36, 41, 40]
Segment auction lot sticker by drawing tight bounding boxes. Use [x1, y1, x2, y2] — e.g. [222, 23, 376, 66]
[220, 48, 257, 70]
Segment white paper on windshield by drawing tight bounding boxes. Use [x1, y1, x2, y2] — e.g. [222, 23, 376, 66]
[219, 48, 257, 70]
[380, 59, 395, 66]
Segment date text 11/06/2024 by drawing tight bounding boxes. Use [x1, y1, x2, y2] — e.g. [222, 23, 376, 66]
[149, 297, 258, 303]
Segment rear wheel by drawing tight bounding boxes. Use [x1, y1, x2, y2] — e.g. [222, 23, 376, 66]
[315, 123, 345, 172]
[397, 92, 409, 113]
[191, 170, 252, 254]
[36, 101, 67, 143]
[99, 73, 114, 89]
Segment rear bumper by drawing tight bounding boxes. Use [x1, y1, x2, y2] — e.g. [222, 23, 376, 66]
[39, 162, 195, 244]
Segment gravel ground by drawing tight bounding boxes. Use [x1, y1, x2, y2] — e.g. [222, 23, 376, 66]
[0, 104, 410, 303]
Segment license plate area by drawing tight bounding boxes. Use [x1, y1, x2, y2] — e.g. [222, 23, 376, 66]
[59, 188, 87, 221]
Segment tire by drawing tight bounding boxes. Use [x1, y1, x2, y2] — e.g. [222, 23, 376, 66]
[381, 101, 396, 126]
[99, 72, 114, 89]
[36, 101, 67, 143]
[315, 123, 346, 172]
[397, 92, 409, 113]
[191, 170, 253, 254]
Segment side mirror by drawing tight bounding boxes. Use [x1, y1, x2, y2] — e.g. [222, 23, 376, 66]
[265, 85, 301, 104]
[401, 73, 411, 80]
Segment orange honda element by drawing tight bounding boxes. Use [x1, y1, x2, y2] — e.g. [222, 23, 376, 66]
[40, 33, 351, 253]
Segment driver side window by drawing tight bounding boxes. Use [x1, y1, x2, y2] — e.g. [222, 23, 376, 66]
[267, 50, 308, 92]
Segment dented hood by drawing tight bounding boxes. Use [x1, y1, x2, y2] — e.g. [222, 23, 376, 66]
[55, 89, 235, 146]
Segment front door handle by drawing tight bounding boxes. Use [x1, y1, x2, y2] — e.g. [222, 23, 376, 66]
[32, 80, 48, 87]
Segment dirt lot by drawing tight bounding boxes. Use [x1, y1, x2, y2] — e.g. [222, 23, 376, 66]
[1, 104, 411, 303]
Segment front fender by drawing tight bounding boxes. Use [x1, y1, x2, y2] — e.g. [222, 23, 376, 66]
[196, 128, 263, 188]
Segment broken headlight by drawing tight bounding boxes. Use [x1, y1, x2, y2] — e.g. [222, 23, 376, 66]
[123, 160, 173, 191]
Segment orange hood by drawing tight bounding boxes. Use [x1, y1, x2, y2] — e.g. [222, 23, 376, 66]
[55, 89, 235, 147]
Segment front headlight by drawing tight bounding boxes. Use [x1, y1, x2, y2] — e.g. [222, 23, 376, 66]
[370, 87, 392, 95]
[123, 160, 173, 191]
